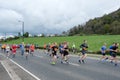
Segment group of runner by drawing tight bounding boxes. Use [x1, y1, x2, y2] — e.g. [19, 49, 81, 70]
[0, 42, 35, 60]
[100, 42, 119, 66]
[0, 40, 119, 66]
[1, 44, 18, 58]
[44, 40, 119, 66]
[20, 42, 35, 59]
[44, 40, 88, 65]
[44, 41, 69, 65]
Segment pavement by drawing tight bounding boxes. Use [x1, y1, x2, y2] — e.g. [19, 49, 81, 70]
[0, 54, 11, 80]
[0, 62, 11, 80]
[0, 52, 37, 80]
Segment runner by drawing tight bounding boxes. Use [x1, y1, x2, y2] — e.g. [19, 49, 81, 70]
[20, 42, 25, 56]
[0, 44, 2, 50]
[11, 44, 17, 58]
[79, 40, 88, 63]
[1, 44, 6, 53]
[105, 43, 115, 62]
[59, 43, 64, 59]
[25, 44, 30, 60]
[109, 43, 119, 66]
[72, 43, 76, 54]
[43, 43, 47, 54]
[1, 44, 4, 52]
[100, 43, 107, 61]
[50, 43, 58, 65]
[6, 44, 10, 58]
[30, 44, 35, 56]
[46, 43, 51, 55]
[61, 42, 69, 64]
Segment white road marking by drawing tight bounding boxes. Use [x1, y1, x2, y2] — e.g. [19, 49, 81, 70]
[1, 61, 15, 80]
[70, 55, 120, 63]
[35, 55, 44, 58]
[10, 59, 41, 80]
[34, 53, 120, 67]
[35, 54, 81, 67]
[69, 62, 80, 67]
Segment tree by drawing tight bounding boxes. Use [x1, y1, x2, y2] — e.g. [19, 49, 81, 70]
[66, 8, 120, 35]
[111, 20, 120, 34]
[103, 24, 110, 34]
[18, 32, 21, 37]
[62, 31, 66, 35]
[23, 32, 29, 37]
[41, 33, 45, 37]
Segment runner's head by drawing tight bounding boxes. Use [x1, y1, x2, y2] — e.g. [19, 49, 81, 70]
[112, 42, 115, 46]
[84, 40, 87, 43]
[115, 43, 119, 47]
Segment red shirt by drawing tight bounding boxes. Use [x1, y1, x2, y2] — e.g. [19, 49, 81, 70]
[12, 45, 17, 54]
[30, 45, 35, 51]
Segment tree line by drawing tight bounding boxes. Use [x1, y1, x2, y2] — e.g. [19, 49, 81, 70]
[65, 8, 120, 36]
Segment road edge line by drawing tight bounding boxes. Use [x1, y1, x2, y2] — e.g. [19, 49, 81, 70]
[10, 59, 41, 80]
[1, 61, 14, 80]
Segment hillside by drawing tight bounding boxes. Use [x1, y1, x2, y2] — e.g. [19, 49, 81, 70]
[67, 8, 120, 35]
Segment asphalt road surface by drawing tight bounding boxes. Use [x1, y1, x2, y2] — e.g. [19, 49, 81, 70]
[0, 62, 11, 80]
[2, 50, 120, 80]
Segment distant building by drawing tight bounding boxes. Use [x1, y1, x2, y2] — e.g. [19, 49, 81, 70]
[50, 34, 55, 37]
[46, 34, 55, 37]
[37, 34, 43, 37]
[6, 35, 15, 38]
[29, 34, 33, 37]
[0, 36, 5, 40]
[0, 35, 15, 40]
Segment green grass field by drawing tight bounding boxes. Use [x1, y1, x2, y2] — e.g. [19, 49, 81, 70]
[3, 35, 120, 52]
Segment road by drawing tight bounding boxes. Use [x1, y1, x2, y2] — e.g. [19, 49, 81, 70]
[2, 50, 120, 80]
[0, 60, 11, 80]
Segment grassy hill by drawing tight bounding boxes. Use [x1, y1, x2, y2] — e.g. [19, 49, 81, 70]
[2, 35, 120, 52]
[67, 8, 120, 35]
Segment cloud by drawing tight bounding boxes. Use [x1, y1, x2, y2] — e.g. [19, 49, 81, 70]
[0, 8, 23, 33]
[0, 0, 120, 34]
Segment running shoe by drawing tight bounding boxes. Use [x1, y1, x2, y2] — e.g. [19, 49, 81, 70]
[78, 60, 81, 63]
[110, 61, 113, 63]
[66, 61, 69, 64]
[51, 62, 56, 65]
[115, 63, 117, 66]
[61, 61, 63, 64]
[105, 57, 108, 60]
[82, 60, 85, 63]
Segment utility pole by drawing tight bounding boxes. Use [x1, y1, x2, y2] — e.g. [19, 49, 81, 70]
[18, 20, 24, 42]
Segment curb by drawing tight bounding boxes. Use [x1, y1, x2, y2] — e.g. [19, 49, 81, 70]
[0, 53, 41, 80]
[1, 60, 21, 80]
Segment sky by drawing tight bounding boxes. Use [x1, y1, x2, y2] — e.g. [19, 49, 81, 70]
[0, 0, 120, 35]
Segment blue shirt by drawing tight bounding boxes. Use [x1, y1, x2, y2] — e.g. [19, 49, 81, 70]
[20, 44, 24, 50]
[101, 46, 106, 51]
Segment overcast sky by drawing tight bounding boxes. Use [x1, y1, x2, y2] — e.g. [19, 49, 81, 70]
[0, 0, 120, 35]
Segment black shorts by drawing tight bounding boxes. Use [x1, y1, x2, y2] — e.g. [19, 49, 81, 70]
[26, 50, 29, 53]
[63, 50, 69, 56]
[48, 49, 50, 52]
[6, 51, 9, 53]
[102, 53, 106, 56]
[81, 50, 87, 55]
[60, 50, 64, 54]
[52, 51, 57, 56]
[111, 53, 116, 57]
